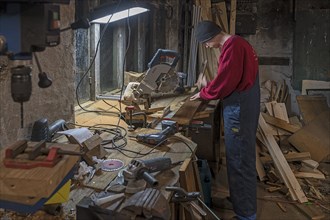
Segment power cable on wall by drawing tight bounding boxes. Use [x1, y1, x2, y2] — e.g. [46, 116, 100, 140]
[75, 0, 123, 117]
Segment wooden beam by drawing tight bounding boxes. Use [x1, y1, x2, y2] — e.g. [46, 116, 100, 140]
[212, 2, 228, 33]
[294, 170, 325, 180]
[256, 144, 267, 181]
[171, 99, 204, 125]
[260, 152, 311, 164]
[261, 112, 301, 133]
[229, 0, 237, 34]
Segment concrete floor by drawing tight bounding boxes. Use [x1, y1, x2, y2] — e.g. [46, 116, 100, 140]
[209, 162, 328, 220]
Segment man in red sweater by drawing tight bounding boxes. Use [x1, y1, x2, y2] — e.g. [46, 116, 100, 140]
[191, 21, 260, 220]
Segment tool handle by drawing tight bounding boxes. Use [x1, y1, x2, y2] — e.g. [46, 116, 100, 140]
[142, 171, 158, 187]
[136, 133, 167, 145]
[148, 49, 180, 68]
[48, 119, 66, 140]
[142, 157, 172, 173]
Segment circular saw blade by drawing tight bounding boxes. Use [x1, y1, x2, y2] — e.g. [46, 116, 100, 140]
[101, 159, 124, 172]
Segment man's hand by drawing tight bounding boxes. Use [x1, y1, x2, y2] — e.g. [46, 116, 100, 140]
[196, 73, 208, 90]
[190, 92, 201, 101]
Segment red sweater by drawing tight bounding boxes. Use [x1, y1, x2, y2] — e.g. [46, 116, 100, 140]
[200, 35, 258, 100]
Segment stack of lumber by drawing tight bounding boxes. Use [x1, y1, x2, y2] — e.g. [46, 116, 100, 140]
[191, 0, 237, 84]
[256, 93, 330, 205]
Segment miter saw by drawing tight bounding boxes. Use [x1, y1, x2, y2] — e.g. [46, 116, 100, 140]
[123, 49, 185, 109]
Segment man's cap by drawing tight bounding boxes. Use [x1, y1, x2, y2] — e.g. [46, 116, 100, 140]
[195, 20, 222, 43]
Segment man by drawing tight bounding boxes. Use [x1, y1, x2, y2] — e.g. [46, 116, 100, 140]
[190, 20, 260, 220]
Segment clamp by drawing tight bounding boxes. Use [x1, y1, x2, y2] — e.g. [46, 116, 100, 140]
[165, 186, 200, 203]
[165, 186, 221, 220]
[125, 105, 135, 131]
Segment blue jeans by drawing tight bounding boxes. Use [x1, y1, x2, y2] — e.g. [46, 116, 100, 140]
[222, 75, 260, 219]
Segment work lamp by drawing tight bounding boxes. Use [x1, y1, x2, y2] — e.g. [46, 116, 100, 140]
[90, 1, 150, 24]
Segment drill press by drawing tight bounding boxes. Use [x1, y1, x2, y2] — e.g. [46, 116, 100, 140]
[11, 65, 32, 128]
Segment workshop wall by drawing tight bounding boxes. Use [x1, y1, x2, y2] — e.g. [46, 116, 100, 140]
[0, 3, 76, 148]
[244, 0, 296, 113]
[245, 0, 330, 114]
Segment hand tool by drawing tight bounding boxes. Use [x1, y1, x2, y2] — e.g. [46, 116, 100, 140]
[4, 140, 83, 169]
[136, 120, 177, 145]
[120, 188, 170, 220]
[76, 188, 170, 220]
[166, 186, 221, 220]
[123, 157, 173, 188]
[90, 192, 125, 207]
[31, 118, 66, 142]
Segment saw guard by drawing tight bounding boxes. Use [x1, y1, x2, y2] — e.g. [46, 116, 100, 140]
[137, 64, 177, 95]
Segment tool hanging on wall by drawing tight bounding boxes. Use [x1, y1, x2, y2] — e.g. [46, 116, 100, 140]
[34, 52, 52, 88]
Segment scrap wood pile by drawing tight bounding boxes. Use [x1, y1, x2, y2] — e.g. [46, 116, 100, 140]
[257, 80, 330, 214]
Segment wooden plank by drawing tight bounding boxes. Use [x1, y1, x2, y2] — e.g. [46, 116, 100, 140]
[256, 144, 267, 181]
[179, 158, 197, 193]
[258, 114, 308, 203]
[197, 0, 212, 20]
[260, 152, 311, 164]
[294, 203, 325, 220]
[294, 170, 325, 180]
[264, 102, 292, 136]
[261, 112, 301, 133]
[178, 157, 206, 220]
[301, 80, 330, 95]
[288, 110, 330, 162]
[229, 0, 237, 34]
[265, 101, 275, 116]
[75, 100, 128, 128]
[212, 2, 228, 33]
[296, 95, 329, 124]
[171, 99, 204, 125]
[272, 102, 289, 123]
[301, 159, 319, 169]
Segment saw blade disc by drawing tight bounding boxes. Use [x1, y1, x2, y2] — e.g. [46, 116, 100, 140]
[101, 159, 124, 172]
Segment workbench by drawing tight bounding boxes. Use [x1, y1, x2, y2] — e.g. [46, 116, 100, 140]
[0, 98, 203, 219]
[0, 96, 222, 217]
[66, 98, 200, 219]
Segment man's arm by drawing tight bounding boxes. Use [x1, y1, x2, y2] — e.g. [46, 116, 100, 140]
[200, 40, 244, 100]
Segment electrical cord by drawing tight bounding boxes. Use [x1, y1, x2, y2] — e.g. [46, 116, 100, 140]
[104, 136, 168, 159]
[67, 125, 195, 160]
[113, 5, 133, 133]
[67, 122, 127, 148]
[168, 135, 195, 155]
[73, 6, 196, 161]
